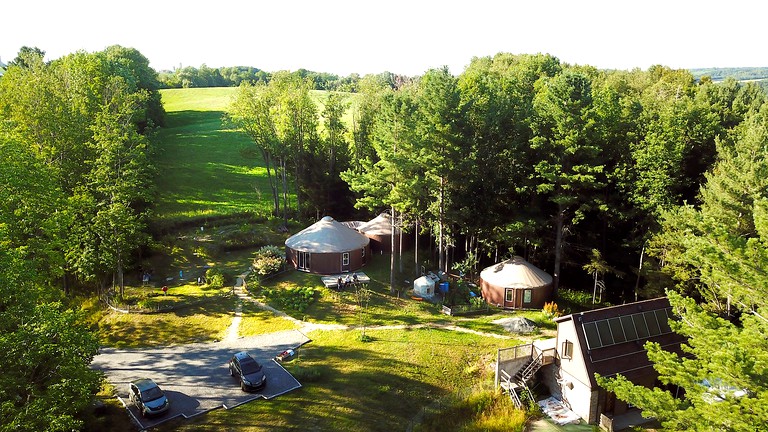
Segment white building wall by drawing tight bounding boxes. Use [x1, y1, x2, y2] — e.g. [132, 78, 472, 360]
[557, 368, 597, 423]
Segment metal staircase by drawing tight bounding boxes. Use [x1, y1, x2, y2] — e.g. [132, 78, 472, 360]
[500, 351, 544, 408]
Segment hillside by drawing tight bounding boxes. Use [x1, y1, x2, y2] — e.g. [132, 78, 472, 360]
[689, 67, 768, 82]
[155, 87, 358, 225]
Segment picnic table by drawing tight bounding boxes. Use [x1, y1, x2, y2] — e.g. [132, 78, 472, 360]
[320, 272, 371, 289]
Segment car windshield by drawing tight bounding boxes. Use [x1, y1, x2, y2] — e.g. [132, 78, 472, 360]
[240, 358, 262, 374]
[141, 386, 165, 402]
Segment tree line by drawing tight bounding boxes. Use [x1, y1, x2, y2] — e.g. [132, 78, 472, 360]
[158, 63, 413, 92]
[0, 45, 163, 431]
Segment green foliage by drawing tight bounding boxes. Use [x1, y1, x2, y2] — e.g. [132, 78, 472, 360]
[205, 267, 225, 288]
[601, 107, 768, 430]
[287, 365, 323, 382]
[262, 286, 317, 313]
[0, 46, 162, 294]
[252, 245, 286, 276]
[416, 388, 528, 432]
[0, 249, 101, 432]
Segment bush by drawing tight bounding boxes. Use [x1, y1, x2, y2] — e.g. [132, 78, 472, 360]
[252, 245, 286, 276]
[289, 365, 322, 382]
[206, 267, 225, 288]
[262, 286, 316, 313]
[542, 301, 561, 318]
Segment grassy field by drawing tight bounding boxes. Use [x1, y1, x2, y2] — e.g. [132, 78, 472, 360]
[155, 88, 273, 222]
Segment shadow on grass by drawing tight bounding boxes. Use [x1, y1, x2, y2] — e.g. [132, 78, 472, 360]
[99, 297, 237, 348]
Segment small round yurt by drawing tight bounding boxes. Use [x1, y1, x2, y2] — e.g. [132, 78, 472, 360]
[285, 216, 370, 274]
[357, 213, 405, 254]
[479, 256, 553, 309]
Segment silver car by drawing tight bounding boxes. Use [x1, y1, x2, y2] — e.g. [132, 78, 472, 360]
[129, 378, 170, 417]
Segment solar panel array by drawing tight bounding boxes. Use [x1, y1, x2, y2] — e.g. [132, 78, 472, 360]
[582, 308, 674, 350]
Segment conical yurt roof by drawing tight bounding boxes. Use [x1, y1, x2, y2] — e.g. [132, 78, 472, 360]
[285, 216, 369, 252]
[480, 256, 552, 289]
[357, 213, 399, 236]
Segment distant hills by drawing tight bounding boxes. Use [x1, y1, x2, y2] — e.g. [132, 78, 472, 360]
[689, 67, 768, 82]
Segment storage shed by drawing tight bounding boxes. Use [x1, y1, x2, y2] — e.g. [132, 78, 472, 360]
[413, 273, 439, 298]
[285, 216, 370, 275]
[479, 256, 553, 309]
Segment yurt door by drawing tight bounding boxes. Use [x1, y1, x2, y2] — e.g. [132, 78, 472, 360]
[505, 288, 516, 309]
[341, 252, 350, 272]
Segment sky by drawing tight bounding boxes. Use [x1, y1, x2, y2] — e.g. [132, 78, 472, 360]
[2, 0, 766, 77]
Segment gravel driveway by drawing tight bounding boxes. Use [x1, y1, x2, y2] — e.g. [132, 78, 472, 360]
[92, 329, 310, 430]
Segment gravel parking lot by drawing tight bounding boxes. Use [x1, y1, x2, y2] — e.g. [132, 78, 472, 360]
[92, 329, 310, 430]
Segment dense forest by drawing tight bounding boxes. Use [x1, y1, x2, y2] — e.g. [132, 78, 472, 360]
[0, 45, 163, 430]
[1, 46, 767, 431]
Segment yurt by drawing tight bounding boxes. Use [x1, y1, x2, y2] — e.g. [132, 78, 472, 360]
[285, 216, 370, 274]
[357, 213, 405, 254]
[479, 256, 553, 309]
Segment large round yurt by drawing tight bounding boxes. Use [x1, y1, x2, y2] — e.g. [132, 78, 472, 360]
[285, 216, 370, 274]
[479, 256, 553, 309]
[356, 213, 408, 254]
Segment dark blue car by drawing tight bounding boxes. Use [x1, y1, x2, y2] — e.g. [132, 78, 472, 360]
[229, 351, 267, 392]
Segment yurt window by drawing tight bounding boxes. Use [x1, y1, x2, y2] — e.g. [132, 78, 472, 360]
[298, 251, 311, 271]
[342, 252, 350, 266]
[505, 289, 514, 302]
[523, 289, 532, 304]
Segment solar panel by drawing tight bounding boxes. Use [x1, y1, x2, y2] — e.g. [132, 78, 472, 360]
[583, 322, 602, 349]
[645, 311, 661, 336]
[609, 317, 627, 343]
[656, 309, 672, 333]
[580, 307, 674, 350]
[620, 315, 638, 340]
[596, 320, 615, 346]
[633, 313, 650, 338]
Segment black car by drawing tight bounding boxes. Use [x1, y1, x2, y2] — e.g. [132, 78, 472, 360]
[229, 351, 267, 391]
[129, 378, 170, 417]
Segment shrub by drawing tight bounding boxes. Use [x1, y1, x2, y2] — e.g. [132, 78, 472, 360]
[206, 267, 225, 288]
[470, 296, 486, 309]
[262, 286, 316, 313]
[252, 245, 286, 276]
[289, 365, 322, 382]
[542, 301, 561, 318]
